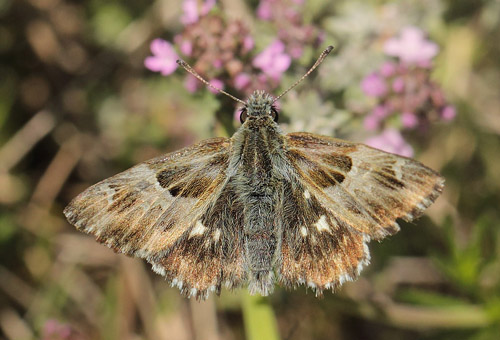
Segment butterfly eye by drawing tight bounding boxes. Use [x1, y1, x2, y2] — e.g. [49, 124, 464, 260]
[240, 108, 248, 124]
[270, 107, 279, 122]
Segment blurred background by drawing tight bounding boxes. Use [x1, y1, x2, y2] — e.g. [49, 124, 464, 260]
[1, 0, 500, 339]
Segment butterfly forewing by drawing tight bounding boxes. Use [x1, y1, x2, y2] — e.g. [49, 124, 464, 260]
[64, 137, 247, 298]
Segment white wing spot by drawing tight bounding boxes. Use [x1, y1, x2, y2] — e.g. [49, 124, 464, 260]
[189, 220, 206, 238]
[304, 190, 311, 199]
[213, 228, 221, 242]
[314, 215, 330, 232]
[300, 226, 308, 237]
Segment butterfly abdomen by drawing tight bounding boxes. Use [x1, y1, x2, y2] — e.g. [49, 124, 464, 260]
[232, 119, 286, 295]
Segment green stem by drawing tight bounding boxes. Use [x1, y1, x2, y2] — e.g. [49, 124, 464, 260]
[242, 293, 281, 340]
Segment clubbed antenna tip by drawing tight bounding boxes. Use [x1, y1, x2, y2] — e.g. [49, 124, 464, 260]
[274, 45, 334, 102]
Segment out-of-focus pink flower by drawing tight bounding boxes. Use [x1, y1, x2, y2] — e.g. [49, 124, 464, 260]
[184, 74, 199, 93]
[208, 78, 224, 94]
[441, 105, 456, 121]
[392, 77, 405, 93]
[253, 40, 291, 81]
[361, 73, 387, 97]
[401, 112, 418, 128]
[42, 319, 75, 340]
[365, 128, 414, 157]
[363, 114, 380, 131]
[181, 0, 216, 25]
[256, 0, 273, 20]
[234, 73, 251, 90]
[380, 61, 396, 77]
[372, 105, 390, 118]
[243, 36, 255, 53]
[179, 40, 193, 56]
[212, 59, 223, 68]
[384, 26, 439, 65]
[144, 39, 179, 76]
[289, 45, 303, 59]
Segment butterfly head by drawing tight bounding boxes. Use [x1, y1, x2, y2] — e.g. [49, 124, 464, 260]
[239, 90, 279, 124]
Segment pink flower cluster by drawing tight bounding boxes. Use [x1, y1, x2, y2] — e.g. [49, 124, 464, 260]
[144, 0, 324, 115]
[256, 0, 323, 60]
[361, 26, 455, 157]
[42, 319, 82, 340]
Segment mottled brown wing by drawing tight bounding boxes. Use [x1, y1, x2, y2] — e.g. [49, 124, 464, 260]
[64, 137, 245, 299]
[278, 132, 444, 294]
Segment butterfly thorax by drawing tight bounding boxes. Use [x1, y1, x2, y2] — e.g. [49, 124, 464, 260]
[230, 111, 287, 295]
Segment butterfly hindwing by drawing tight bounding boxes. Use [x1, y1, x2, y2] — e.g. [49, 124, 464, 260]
[150, 180, 247, 299]
[278, 178, 369, 294]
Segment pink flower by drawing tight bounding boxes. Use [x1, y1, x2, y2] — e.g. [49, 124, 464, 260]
[363, 114, 380, 131]
[361, 73, 387, 97]
[181, 0, 216, 25]
[384, 26, 439, 65]
[392, 77, 405, 93]
[184, 74, 199, 93]
[441, 105, 456, 121]
[208, 78, 224, 94]
[380, 61, 396, 77]
[252, 40, 291, 81]
[144, 39, 179, 76]
[372, 105, 390, 118]
[42, 319, 75, 340]
[365, 129, 414, 157]
[179, 41, 193, 56]
[289, 45, 303, 59]
[256, 0, 273, 20]
[243, 35, 255, 53]
[401, 112, 418, 128]
[234, 73, 251, 90]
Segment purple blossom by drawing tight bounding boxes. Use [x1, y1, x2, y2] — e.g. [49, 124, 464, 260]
[401, 112, 418, 128]
[179, 40, 193, 56]
[208, 78, 224, 94]
[41, 319, 81, 340]
[365, 129, 414, 157]
[384, 26, 439, 65]
[392, 76, 405, 93]
[181, 0, 216, 25]
[380, 61, 396, 77]
[363, 114, 381, 131]
[361, 73, 387, 97]
[289, 45, 303, 59]
[256, 0, 273, 20]
[441, 105, 456, 121]
[373, 105, 390, 118]
[234, 73, 251, 90]
[184, 74, 199, 93]
[243, 36, 255, 53]
[144, 39, 179, 76]
[252, 40, 291, 81]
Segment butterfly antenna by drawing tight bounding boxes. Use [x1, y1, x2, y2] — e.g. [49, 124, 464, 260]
[176, 59, 246, 105]
[274, 45, 334, 102]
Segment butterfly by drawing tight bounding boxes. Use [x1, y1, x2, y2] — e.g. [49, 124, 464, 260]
[64, 46, 444, 300]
